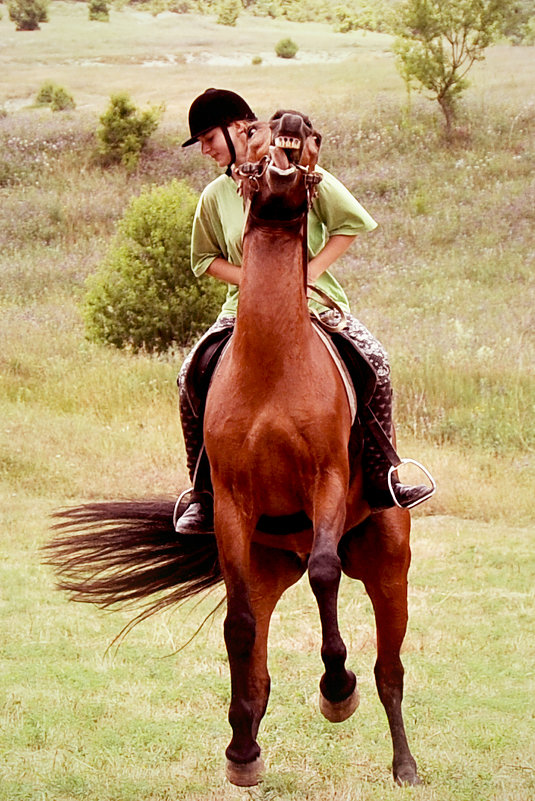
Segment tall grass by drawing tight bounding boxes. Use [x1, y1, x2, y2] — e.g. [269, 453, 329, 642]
[4, 97, 533, 511]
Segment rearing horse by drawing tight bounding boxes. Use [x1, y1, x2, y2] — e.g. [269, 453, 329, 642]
[46, 114, 421, 790]
[204, 113, 420, 787]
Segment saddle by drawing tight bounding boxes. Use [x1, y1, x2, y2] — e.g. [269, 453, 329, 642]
[182, 319, 378, 425]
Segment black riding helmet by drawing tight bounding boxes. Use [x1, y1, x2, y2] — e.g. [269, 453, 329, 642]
[182, 88, 257, 172]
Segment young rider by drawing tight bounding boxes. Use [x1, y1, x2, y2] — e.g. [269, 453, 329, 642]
[176, 88, 433, 535]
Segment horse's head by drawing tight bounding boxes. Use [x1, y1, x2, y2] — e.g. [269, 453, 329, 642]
[238, 110, 322, 222]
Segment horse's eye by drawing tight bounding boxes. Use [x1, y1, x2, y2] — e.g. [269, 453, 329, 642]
[247, 126, 258, 138]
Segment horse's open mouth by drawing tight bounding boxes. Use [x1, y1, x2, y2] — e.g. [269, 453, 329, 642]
[268, 145, 297, 177]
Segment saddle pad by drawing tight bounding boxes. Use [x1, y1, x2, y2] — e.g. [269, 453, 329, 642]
[312, 322, 358, 424]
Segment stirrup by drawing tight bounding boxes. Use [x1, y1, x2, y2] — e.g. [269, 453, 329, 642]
[388, 459, 436, 509]
[173, 487, 193, 531]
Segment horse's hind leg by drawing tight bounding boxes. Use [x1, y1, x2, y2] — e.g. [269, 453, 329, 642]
[343, 510, 421, 785]
[308, 483, 359, 723]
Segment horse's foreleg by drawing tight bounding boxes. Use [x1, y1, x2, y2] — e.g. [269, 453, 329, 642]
[356, 512, 421, 786]
[308, 483, 359, 723]
[248, 543, 306, 738]
[215, 495, 304, 787]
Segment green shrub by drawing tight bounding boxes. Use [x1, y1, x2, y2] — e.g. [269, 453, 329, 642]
[88, 0, 110, 21]
[8, 0, 48, 30]
[35, 80, 57, 106]
[83, 180, 226, 352]
[251, 0, 280, 17]
[275, 37, 298, 58]
[252, 55, 262, 65]
[35, 82, 75, 111]
[96, 92, 162, 170]
[50, 86, 76, 112]
[216, 0, 241, 25]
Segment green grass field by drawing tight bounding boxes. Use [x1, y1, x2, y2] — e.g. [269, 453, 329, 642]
[1, 4, 534, 799]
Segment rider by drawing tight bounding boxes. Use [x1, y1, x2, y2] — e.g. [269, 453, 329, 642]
[176, 88, 433, 535]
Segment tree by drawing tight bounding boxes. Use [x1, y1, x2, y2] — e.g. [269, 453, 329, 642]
[393, 0, 514, 132]
[8, 0, 48, 30]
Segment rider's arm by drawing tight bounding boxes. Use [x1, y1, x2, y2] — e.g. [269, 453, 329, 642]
[307, 234, 356, 283]
[206, 257, 241, 286]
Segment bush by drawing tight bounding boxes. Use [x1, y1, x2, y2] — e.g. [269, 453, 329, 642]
[50, 86, 76, 112]
[88, 0, 110, 21]
[35, 82, 76, 111]
[83, 180, 226, 352]
[35, 81, 57, 106]
[216, 0, 241, 25]
[96, 92, 162, 170]
[275, 37, 298, 58]
[8, 0, 48, 30]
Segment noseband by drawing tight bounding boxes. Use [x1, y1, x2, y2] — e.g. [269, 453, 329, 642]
[237, 156, 322, 215]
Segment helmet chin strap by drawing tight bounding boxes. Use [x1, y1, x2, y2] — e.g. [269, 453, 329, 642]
[221, 126, 237, 176]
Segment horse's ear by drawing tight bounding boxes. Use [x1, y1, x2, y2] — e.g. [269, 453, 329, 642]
[302, 129, 322, 170]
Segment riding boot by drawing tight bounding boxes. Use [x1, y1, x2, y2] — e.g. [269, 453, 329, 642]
[363, 381, 433, 511]
[174, 320, 234, 536]
[174, 448, 215, 536]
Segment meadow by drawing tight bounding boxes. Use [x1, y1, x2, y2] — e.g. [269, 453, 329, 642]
[0, 3, 534, 800]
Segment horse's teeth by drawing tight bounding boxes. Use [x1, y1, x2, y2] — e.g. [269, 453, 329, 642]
[275, 136, 300, 149]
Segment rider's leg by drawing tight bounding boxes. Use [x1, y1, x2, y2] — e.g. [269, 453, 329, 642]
[341, 314, 432, 511]
[175, 318, 235, 535]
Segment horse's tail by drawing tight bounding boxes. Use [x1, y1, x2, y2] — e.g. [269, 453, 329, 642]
[43, 499, 223, 636]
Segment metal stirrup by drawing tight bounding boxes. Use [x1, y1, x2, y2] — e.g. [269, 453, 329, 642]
[387, 460, 437, 509]
[173, 488, 193, 530]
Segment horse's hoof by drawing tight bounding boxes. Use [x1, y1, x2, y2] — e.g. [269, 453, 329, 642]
[225, 756, 264, 786]
[394, 760, 422, 786]
[319, 685, 360, 723]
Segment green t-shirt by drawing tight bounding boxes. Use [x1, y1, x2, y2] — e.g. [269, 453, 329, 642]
[191, 166, 378, 318]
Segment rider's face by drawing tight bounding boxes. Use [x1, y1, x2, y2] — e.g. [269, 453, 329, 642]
[198, 128, 229, 166]
[198, 123, 248, 168]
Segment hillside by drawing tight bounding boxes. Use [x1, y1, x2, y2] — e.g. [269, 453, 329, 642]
[1, 3, 534, 521]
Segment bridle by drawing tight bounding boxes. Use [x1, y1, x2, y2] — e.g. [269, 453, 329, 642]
[237, 155, 322, 210]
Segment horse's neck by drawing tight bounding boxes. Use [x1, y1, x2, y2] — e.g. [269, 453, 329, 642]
[234, 225, 310, 359]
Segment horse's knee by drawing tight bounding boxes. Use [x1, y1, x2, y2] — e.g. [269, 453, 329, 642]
[375, 658, 404, 702]
[224, 609, 256, 658]
[308, 550, 342, 593]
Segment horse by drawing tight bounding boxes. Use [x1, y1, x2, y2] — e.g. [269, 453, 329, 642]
[45, 113, 421, 789]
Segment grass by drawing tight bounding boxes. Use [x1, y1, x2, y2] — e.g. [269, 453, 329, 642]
[1, 507, 534, 800]
[0, 4, 534, 799]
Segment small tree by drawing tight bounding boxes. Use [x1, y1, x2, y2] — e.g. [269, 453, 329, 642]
[217, 0, 241, 25]
[96, 92, 162, 170]
[88, 0, 110, 22]
[393, 0, 513, 132]
[83, 180, 226, 352]
[8, 0, 48, 30]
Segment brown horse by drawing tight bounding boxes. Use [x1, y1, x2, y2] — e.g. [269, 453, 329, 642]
[46, 113, 421, 789]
